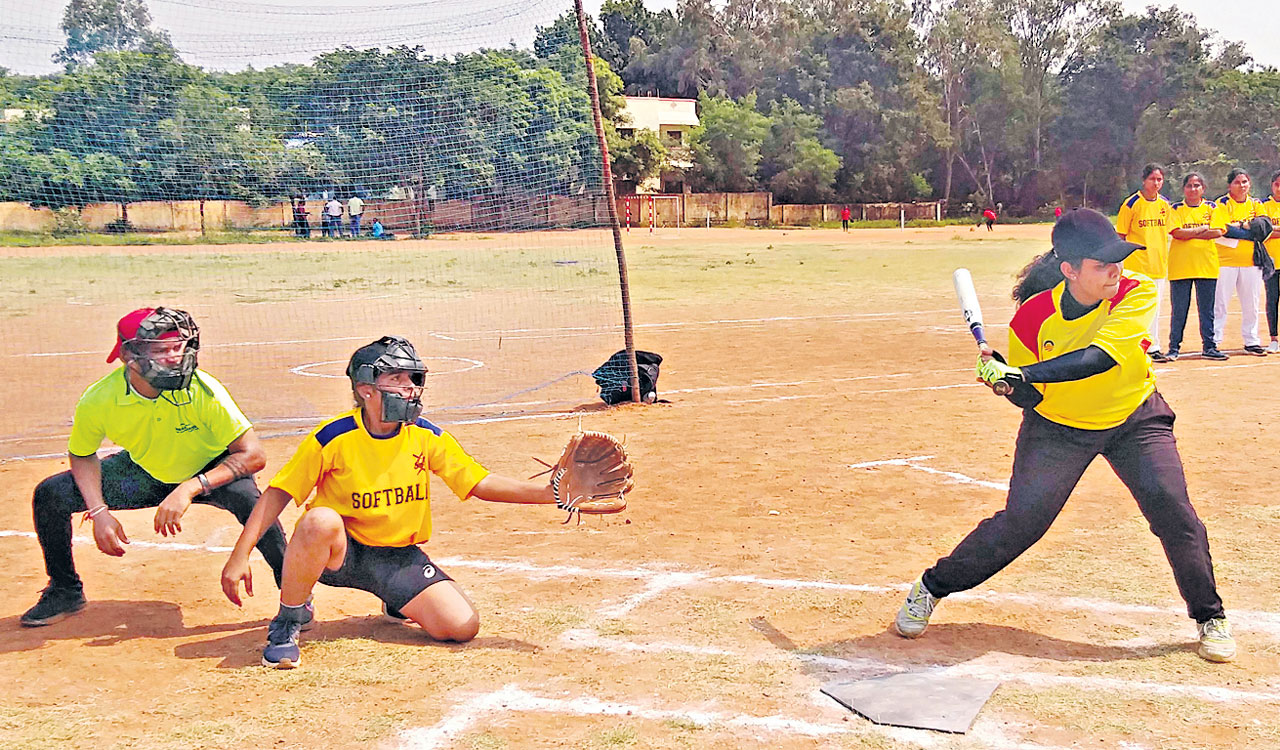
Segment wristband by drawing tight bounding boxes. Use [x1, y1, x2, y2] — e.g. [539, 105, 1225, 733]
[80, 505, 109, 527]
[197, 473, 213, 496]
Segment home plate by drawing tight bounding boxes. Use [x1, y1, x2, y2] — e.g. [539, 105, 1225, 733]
[822, 673, 1000, 733]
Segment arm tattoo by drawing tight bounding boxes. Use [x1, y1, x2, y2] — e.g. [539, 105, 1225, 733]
[218, 454, 253, 481]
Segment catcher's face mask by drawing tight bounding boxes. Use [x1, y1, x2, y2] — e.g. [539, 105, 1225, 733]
[347, 336, 427, 424]
[119, 308, 201, 392]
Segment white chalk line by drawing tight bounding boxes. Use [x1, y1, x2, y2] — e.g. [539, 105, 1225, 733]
[849, 455, 1009, 491]
[3, 529, 1278, 636]
[596, 571, 707, 618]
[559, 630, 1280, 706]
[289, 356, 484, 379]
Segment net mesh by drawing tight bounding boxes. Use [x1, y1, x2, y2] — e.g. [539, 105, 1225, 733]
[0, 0, 627, 461]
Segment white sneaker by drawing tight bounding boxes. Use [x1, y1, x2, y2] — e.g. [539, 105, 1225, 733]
[894, 576, 939, 638]
[1268, 340, 1279, 354]
[1197, 617, 1237, 662]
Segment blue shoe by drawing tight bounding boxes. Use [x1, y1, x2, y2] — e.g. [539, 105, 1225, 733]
[262, 613, 305, 669]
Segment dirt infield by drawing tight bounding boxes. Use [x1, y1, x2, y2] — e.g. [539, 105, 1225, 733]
[2, 226, 1279, 749]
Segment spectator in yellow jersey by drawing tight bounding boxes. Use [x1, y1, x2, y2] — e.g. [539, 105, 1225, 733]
[1210, 168, 1267, 355]
[1259, 170, 1280, 353]
[893, 209, 1236, 663]
[1167, 173, 1228, 361]
[1116, 164, 1178, 362]
[221, 336, 562, 669]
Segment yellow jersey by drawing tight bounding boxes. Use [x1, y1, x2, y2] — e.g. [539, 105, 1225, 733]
[1168, 199, 1218, 280]
[67, 368, 252, 484]
[269, 409, 490, 547]
[1260, 197, 1280, 263]
[1008, 273, 1157, 430]
[1210, 195, 1264, 267]
[1116, 192, 1177, 279]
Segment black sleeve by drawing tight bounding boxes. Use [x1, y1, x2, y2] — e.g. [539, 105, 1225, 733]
[1020, 346, 1117, 384]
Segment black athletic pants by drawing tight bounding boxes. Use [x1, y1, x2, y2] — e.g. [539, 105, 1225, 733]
[1265, 272, 1279, 339]
[921, 393, 1225, 623]
[32, 451, 288, 592]
[1168, 278, 1216, 353]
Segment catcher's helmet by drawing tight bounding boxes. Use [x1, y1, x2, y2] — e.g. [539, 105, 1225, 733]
[347, 336, 427, 423]
[109, 307, 200, 392]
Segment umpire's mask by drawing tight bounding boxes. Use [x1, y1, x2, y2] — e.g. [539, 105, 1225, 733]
[346, 336, 427, 424]
[112, 307, 201, 392]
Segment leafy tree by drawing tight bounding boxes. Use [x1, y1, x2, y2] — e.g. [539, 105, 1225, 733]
[688, 92, 770, 191]
[759, 99, 840, 202]
[608, 127, 667, 185]
[55, 0, 173, 68]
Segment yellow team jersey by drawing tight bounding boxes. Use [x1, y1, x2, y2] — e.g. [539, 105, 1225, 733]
[1007, 273, 1157, 430]
[67, 368, 252, 483]
[1210, 195, 1264, 267]
[1168, 200, 1218, 280]
[269, 409, 490, 547]
[1260, 197, 1280, 263]
[1116, 192, 1177, 279]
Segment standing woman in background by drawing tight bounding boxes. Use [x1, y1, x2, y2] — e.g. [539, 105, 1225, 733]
[1210, 168, 1267, 355]
[1259, 170, 1280, 352]
[1115, 164, 1177, 362]
[1167, 173, 1227, 360]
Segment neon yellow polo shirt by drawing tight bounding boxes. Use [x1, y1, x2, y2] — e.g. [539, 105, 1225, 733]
[1007, 273, 1157, 430]
[67, 368, 253, 483]
[269, 409, 490, 547]
[1116, 192, 1177, 279]
[1168, 200, 1218, 280]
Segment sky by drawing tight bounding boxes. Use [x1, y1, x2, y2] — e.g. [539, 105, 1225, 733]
[0, 0, 1276, 76]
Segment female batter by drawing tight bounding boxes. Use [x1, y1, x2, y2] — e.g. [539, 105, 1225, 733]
[893, 208, 1235, 663]
[221, 336, 562, 669]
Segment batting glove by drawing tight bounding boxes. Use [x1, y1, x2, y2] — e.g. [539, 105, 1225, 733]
[976, 356, 1022, 386]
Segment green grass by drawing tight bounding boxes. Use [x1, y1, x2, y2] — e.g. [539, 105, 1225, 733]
[0, 229, 306, 247]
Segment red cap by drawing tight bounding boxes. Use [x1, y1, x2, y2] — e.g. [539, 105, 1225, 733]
[107, 307, 157, 363]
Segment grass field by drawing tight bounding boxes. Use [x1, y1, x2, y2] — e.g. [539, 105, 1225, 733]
[1, 225, 1278, 750]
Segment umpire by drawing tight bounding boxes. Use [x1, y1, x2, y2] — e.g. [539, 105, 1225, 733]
[893, 209, 1235, 662]
[21, 307, 289, 627]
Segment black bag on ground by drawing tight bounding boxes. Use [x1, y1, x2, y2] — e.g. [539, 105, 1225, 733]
[593, 350, 662, 405]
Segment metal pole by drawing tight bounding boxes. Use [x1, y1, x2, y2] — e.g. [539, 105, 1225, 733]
[575, 0, 640, 403]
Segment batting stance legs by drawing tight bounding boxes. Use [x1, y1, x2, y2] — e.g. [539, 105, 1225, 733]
[32, 451, 289, 593]
[917, 394, 1224, 626]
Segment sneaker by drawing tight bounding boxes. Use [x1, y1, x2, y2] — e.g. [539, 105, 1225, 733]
[299, 599, 315, 632]
[262, 611, 307, 669]
[381, 601, 410, 624]
[1269, 340, 1280, 354]
[1165, 348, 1180, 362]
[1197, 617, 1236, 663]
[20, 585, 86, 627]
[1149, 350, 1170, 363]
[1244, 345, 1267, 356]
[1202, 348, 1230, 361]
[893, 576, 939, 639]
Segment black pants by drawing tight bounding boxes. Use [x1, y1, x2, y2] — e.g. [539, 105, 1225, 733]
[922, 393, 1224, 623]
[1168, 278, 1216, 352]
[1266, 272, 1279, 339]
[32, 451, 288, 592]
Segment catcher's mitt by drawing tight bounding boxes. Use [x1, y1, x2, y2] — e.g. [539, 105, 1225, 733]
[546, 431, 634, 519]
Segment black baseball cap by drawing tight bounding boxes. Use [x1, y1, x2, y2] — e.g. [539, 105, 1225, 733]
[1051, 208, 1143, 264]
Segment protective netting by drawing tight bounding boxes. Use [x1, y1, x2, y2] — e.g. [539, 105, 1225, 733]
[0, 0, 627, 461]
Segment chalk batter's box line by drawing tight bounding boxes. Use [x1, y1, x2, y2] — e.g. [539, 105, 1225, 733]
[1, 529, 1276, 637]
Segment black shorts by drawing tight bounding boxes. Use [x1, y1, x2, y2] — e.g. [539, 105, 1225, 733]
[318, 535, 453, 611]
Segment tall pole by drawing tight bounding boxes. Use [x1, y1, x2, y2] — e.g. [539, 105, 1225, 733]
[575, 0, 640, 403]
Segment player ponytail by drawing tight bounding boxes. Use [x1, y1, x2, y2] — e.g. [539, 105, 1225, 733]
[1012, 251, 1079, 306]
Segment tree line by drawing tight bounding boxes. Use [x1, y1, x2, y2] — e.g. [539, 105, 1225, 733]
[1, 0, 1277, 217]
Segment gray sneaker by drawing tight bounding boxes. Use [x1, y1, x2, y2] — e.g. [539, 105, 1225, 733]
[894, 576, 938, 638]
[1197, 617, 1237, 663]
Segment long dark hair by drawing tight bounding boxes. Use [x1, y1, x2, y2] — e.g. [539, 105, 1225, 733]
[1013, 251, 1081, 305]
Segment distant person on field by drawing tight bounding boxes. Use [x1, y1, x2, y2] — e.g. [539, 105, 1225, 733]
[324, 197, 343, 238]
[1258, 170, 1280, 353]
[371, 217, 393, 240]
[1167, 172, 1227, 361]
[840, 205, 851, 232]
[1115, 163, 1176, 363]
[347, 194, 365, 238]
[982, 207, 997, 231]
[1054, 206, 1063, 219]
[292, 196, 310, 239]
[1210, 168, 1267, 355]
[20, 307, 289, 627]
